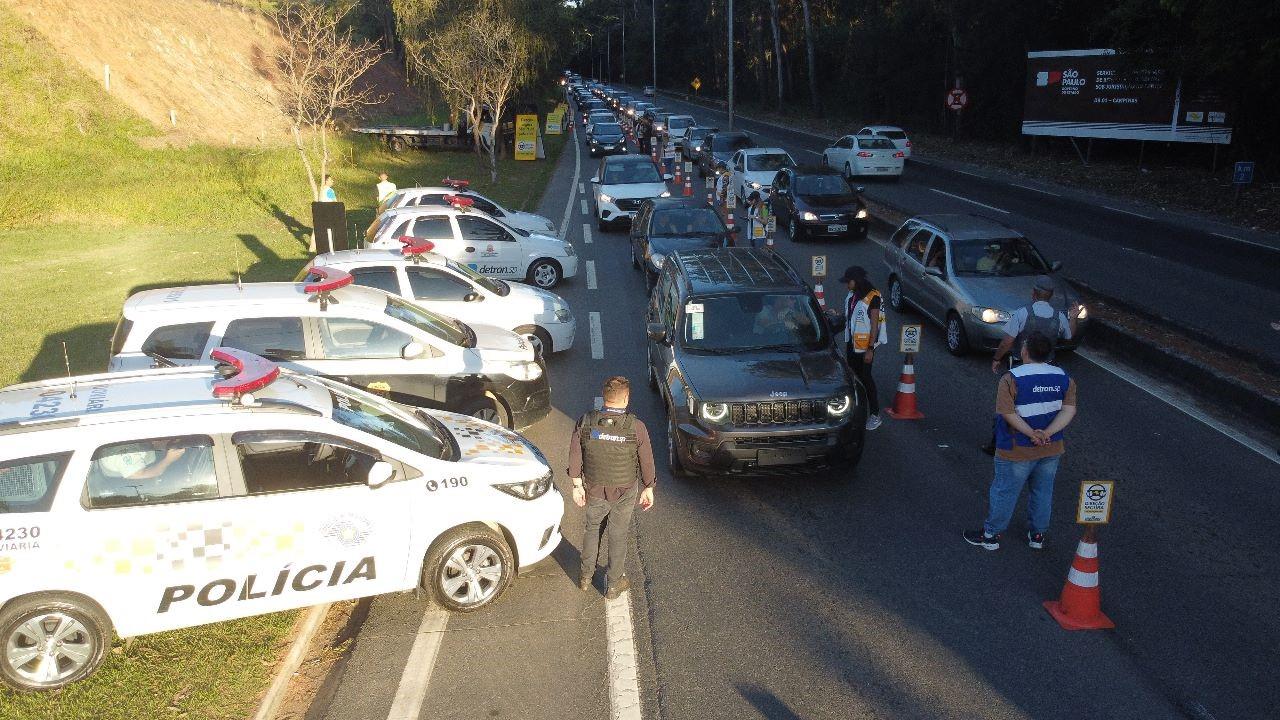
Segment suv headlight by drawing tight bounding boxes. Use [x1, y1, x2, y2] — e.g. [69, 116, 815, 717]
[659, 190, 672, 198]
[553, 302, 571, 322]
[827, 395, 852, 417]
[748, 181, 762, 189]
[650, 252, 666, 269]
[598, 192, 614, 204]
[700, 402, 729, 423]
[494, 471, 553, 500]
[506, 359, 544, 381]
[973, 307, 1010, 324]
[800, 211, 818, 221]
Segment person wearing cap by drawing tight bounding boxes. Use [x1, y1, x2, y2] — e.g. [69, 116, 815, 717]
[982, 275, 1082, 454]
[375, 172, 397, 204]
[745, 191, 769, 247]
[834, 265, 887, 431]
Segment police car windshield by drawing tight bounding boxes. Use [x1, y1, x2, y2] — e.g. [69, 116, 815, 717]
[384, 296, 475, 347]
[602, 160, 662, 185]
[950, 237, 1052, 277]
[682, 293, 826, 352]
[445, 258, 509, 296]
[330, 390, 452, 460]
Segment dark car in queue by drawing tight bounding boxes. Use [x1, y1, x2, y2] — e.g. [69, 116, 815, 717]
[629, 198, 732, 291]
[769, 165, 869, 242]
[579, 99, 607, 125]
[694, 131, 755, 178]
[587, 121, 628, 157]
[645, 248, 867, 476]
[681, 126, 717, 161]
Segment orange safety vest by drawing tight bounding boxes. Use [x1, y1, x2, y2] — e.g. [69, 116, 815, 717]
[851, 289, 887, 351]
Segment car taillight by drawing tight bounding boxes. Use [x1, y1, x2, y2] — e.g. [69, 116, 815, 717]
[894, 152, 905, 158]
[856, 151, 873, 158]
[905, 140, 912, 147]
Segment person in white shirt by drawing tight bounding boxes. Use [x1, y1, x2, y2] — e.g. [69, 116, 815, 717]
[376, 172, 397, 204]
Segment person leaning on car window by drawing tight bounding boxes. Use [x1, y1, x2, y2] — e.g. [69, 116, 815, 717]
[990, 275, 1082, 374]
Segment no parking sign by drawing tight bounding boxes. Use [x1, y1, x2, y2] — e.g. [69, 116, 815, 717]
[899, 324, 922, 353]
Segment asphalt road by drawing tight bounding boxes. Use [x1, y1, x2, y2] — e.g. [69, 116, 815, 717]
[641, 90, 1280, 366]
[311, 117, 1280, 720]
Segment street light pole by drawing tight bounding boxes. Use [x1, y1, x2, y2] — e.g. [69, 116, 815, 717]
[651, 0, 657, 90]
[727, 0, 735, 130]
[621, 4, 626, 84]
[607, 30, 611, 82]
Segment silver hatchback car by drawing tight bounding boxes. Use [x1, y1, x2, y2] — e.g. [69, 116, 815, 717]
[882, 214, 1088, 355]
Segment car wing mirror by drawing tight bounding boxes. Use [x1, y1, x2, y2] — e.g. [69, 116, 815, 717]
[1050, 260, 1063, 271]
[646, 322, 668, 343]
[464, 292, 482, 302]
[664, 173, 674, 181]
[590, 176, 600, 183]
[924, 266, 944, 278]
[855, 186, 866, 194]
[402, 341, 427, 359]
[367, 460, 396, 489]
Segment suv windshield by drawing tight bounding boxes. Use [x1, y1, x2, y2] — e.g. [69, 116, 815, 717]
[668, 117, 693, 130]
[747, 153, 793, 172]
[682, 293, 826, 351]
[330, 390, 451, 460]
[384, 296, 474, 347]
[795, 175, 851, 196]
[593, 122, 623, 135]
[712, 135, 753, 152]
[651, 208, 724, 235]
[602, 160, 662, 184]
[445, 257, 508, 296]
[950, 237, 1052, 277]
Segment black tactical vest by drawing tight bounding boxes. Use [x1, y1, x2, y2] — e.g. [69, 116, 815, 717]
[1014, 302, 1061, 364]
[578, 410, 641, 487]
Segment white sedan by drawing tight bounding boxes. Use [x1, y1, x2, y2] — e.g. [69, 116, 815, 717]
[304, 248, 576, 356]
[369, 202, 578, 289]
[377, 186, 557, 235]
[823, 135, 904, 180]
[858, 125, 912, 158]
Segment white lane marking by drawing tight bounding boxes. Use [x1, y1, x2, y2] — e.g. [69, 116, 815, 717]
[803, 149, 824, 157]
[589, 312, 604, 359]
[952, 168, 984, 178]
[605, 594, 644, 720]
[1076, 348, 1280, 466]
[586, 260, 598, 289]
[558, 124, 581, 240]
[930, 188, 1010, 214]
[581, 198, 589, 216]
[579, 182, 585, 194]
[583, 224, 593, 244]
[1011, 183, 1059, 197]
[1102, 205, 1154, 220]
[1211, 231, 1277, 250]
[385, 609, 450, 720]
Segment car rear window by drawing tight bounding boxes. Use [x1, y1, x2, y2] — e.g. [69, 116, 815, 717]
[857, 137, 897, 150]
[880, 130, 907, 139]
[141, 322, 214, 360]
[0, 452, 71, 514]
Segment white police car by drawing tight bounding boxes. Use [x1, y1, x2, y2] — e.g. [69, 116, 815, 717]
[108, 270, 550, 429]
[0, 349, 563, 691]
[368, 196, 577, 289]
[376, 180, 557, 235]
[303, 243, 575, 356]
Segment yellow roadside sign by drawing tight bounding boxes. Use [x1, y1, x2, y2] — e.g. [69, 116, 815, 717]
[691, 77, 702, 91]
[515, 114, 538, 160]
[546, 108, 565, 135]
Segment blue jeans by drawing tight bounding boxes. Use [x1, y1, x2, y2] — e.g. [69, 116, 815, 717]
[983, 455, 1061, 536]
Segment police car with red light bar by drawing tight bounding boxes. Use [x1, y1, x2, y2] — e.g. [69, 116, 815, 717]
[375, 178, 558, 235]
[367, 195, 577, 289]
[0, 349, 562, 691]
[108, 268, 550, 430]
[303, 242, 575, 357]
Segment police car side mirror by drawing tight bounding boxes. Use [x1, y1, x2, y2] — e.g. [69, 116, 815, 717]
[367, 460, 395, 489]
[464, 292, 482, 302]
[646, 323, 667, 343]
[402, 341, 427, 359]
[1050, 260, 1063, 271]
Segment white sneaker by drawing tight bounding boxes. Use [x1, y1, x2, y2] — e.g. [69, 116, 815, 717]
[865, 414, 883, 431]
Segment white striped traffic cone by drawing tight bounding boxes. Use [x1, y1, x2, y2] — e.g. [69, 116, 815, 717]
[1043, 535, 1115, 630]
[884, 357, 925, 420]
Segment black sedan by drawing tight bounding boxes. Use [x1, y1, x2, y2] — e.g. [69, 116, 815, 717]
[769, 165, 868, 241]
[587, 121, 628, 157]
[629, 198, 732, 291]
[694, 131, 754, 178]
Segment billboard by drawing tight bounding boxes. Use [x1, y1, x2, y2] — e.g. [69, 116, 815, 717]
[1022, 49, 1231, 145]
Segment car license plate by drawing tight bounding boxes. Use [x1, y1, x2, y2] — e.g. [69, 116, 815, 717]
[757, 448, 807, 466]
[826, 224, 847, 233]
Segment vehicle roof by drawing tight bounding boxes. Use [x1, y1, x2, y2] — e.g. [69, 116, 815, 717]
[0, 366, 332, 433]
[312, 248, 449, 269]
[672, 248, 805, 294]
[910, 213, 1022, 240]
[668, 114, 695, 120]
[710, 130, 750, 138]
[645, 197, 718, 211]
[788, 164, 842, 177]
[740, 147, 788, 156]
[602, 153, 653, 165]
[123, 282, 393, 316]
[862, 125, 906, 132]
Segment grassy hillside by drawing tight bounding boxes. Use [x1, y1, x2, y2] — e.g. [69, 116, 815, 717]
[0, 5, 564, 718]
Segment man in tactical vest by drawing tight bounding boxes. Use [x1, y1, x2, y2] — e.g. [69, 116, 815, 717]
[568, 376, 657, 599]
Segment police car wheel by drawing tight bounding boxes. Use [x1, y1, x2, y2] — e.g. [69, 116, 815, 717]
[945, 312, 970, 355]
[527, 259, 562, 289]
[424, 526, 514, 613]
[0, 594, 111, 691]
[459, 395, 512, 428]
[515, 325, 552, 356]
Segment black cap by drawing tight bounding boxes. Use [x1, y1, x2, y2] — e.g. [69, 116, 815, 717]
[838, 265, 867, 283]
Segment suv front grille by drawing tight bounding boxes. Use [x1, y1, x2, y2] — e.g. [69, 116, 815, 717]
[730, 399, 824, 426]
[736, 433, 827, 448]
[616, 198, 644, 211]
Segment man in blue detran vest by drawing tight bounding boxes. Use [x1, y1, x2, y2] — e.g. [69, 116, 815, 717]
[965, 332, 1078, 551]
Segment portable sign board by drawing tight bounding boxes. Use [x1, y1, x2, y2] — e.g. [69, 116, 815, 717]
[1233, 161, 1255, 185]
[546, 108, 565, 135]
[899, 324, 922, 354]
[1077, 481, 1116, 524]
[515, 115, 539, 160]
[766, 215, 776, 235]
[811, 255, 827, 278]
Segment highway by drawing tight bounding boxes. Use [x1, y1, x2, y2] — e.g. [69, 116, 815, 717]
[309, 118, 1280, 720]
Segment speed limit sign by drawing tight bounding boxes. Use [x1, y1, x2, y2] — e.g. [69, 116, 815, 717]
[900, 324, 922, 353]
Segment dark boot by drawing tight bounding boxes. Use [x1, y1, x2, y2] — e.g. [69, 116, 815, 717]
[604, 576, 631, 600]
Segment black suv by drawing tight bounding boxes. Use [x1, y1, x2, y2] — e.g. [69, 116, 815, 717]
[629, 197, 732, 291]
[769, 165, 869, 241]
[645, 248, 867, 476]
[694, 131, 755, 178]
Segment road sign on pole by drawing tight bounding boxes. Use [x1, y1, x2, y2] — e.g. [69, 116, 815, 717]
[945, 88, 969, 111]
[1233, 161, 1255, 185]
[899, 324, 922, 354]
[1077, 481, 1116, 524]
[691, 77, 702, 92]
[811, 255, 827, 278]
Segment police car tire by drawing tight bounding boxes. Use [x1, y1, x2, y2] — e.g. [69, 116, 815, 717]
[458, 395, 512, 429]
[422, 525, 514, 613]
[526, 259, 562, 289]
[515, 325, 552, 357]
[0, 593, 112, 691]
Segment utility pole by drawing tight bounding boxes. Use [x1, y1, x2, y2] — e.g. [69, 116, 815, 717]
[651, 0, 657, 89]
[607, 30, 611, 82]
[620, 3, 626, 84]
[727, 0, 735, 130]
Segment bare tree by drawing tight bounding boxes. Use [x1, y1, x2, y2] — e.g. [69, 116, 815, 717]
[768, 0, 783, 109]
[273, 0, 386, 200]
[799, 0, 818, 113]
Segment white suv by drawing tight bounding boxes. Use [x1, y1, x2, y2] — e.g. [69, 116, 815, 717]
[303, 246, 576, 356]
[108, 272, 550, 429]
[592, 154, 672, 231]
[0, 350, 563, 690]
[728, 147, 796, 204]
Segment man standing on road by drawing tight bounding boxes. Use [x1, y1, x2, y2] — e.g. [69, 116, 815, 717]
[375, 172, 397, 205]
[568, 377, 657, 599]
[834, 266, 887, 431]
[965, 332, 1078, 551]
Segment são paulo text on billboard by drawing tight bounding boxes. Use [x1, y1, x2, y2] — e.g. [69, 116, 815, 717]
[1022, 49, 1231, 145]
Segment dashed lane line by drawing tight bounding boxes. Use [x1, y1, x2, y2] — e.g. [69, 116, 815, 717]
[385, 609, 449, 720]
[558, 124, 581, 241]
[1211, 231, 1278, 251]
[579, 182, 585, 194]
[1010, 183, 1059, 197]
[586, 260, 598, 289]
[583, 224, 593, 244]
[589, 312, 604, 359]
[581, 198, 589, 216]
[1102, 205, 1154, 220]
[605, 594, 644, 720]
[930, 188, 1010, 214]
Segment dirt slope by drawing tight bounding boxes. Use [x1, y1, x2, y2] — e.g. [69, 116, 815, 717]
[2, 0, 290, 145]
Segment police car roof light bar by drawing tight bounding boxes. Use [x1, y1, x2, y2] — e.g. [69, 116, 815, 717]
[210, 347, 280, 399]
[303, 266, 353, 311]
[399, 237, 436, 263]
[443, 194, 474, 211]
[441, 177, 470, 190]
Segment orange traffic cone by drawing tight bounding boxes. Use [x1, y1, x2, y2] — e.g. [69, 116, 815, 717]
[883, 357, 925, 419]
[1043, 534, 1115, 630]
[814, 282, 826, 309]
